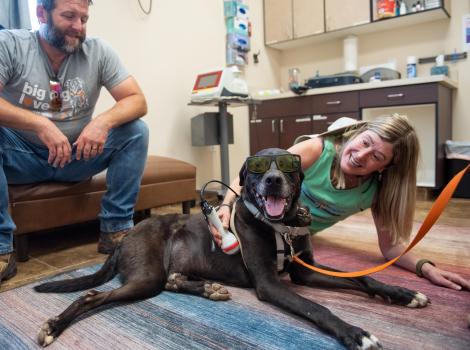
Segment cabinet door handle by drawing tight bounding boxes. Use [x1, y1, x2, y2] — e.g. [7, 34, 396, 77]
[272, 120, 276, 133]
[313, 115, 327, 121]
[326, 100, 341, 105]
[387, 93, 404, 99]
[252, 104, 258, 120]
[280, 119, 284, 133]
[295, 117, 311, 123]
[250, 119, 262, 124]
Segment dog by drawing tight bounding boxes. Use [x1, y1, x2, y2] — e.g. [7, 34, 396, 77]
[35, 148, 428, 349]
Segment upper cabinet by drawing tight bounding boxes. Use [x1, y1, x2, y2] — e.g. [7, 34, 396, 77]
[264, 0, 293, 44]
[264, 0, 451, 50]
[325, 0, 370, 32]
[264, 0, 324, 45]
[293, 0, 325, 38]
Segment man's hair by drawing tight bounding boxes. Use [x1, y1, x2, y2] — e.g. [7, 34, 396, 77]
[38, 0, 93, 12]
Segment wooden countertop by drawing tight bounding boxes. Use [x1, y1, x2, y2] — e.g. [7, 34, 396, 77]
[255, 75, 458, 100]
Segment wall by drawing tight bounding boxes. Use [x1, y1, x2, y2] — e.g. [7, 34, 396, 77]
[87, 0, 281, 189]
[87, 0, 468, 190]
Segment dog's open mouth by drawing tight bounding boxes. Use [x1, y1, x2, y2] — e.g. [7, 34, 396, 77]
[255, 192, 289, 220]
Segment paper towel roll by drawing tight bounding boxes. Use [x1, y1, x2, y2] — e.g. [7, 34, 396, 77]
[343, 35, 358, 72]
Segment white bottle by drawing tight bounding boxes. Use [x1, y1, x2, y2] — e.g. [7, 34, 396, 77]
[407, 56, 417, 78]
[400, 1, 407, 15]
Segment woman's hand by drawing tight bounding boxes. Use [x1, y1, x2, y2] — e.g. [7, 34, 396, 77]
[422, 263, 470, 291]
[208, 205, 232, 247]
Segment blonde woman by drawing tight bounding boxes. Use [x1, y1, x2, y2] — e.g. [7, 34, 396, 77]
[211, 114, 469, 291]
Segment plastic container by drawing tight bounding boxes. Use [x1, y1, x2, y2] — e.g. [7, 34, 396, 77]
[288, 68, 301, 88]
[400, 1, 407, 15]
[377, 0, 396, 19]
[406, 56, 417, 78]
[224, 1, 249, 19]
[226, 17, 249, 36]
[226, 33, 250, 52]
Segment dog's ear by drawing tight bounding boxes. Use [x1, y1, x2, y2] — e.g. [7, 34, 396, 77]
[239, 162, 247, 186]
[299, 168, 304, 183]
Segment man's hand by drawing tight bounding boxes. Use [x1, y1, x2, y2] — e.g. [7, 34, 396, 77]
[74, 117, 110, 160]
[36, 119, 72, 168]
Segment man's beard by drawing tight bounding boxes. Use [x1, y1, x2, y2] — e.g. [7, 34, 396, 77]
[39, 16, 85, 54]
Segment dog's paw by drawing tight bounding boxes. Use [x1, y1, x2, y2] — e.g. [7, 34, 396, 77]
[406, 292, 429, 308]
[165, 273, 187, 291]
[358, 334, 382, 350]
[373, 285, 429, 308]
[341, 327, 382, 350]
[204, 282, 231, 301]
[37, 318, 59, 347]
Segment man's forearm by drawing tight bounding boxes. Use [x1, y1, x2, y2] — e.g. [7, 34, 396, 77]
[95, 93, 147, 129]
[0, 97, 44, 132]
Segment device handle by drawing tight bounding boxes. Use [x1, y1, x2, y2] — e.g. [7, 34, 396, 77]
[206, 206, 228, 237]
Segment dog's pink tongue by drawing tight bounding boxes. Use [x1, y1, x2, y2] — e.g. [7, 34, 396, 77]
[265, 196, 286, 217]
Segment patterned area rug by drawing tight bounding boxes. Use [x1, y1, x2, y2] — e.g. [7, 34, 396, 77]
[0, 216, 469, 349]
[0, 264, 345, 350]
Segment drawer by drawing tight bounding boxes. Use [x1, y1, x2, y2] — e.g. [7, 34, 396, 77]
[313, 91, 359, 114]
[255, 96, 314, 118]
[359, 84, 438, 108]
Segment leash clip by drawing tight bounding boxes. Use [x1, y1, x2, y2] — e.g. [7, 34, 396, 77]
[281, 230, 295, 258]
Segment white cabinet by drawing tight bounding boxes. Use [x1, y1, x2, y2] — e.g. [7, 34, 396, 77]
[265, 0, 450, 51]
[264, 0, 324, 45]
[325, 0, 370, 32]
[293, 0, 324, 38]
[264, 0, 293, 44]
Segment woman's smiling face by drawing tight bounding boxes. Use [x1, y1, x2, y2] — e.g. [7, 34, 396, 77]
[340, 130, 394, 177]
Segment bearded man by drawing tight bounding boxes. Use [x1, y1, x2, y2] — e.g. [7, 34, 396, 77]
[0, 0, 149, 285]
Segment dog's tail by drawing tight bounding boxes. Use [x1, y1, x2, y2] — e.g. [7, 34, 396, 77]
[34, 246, 120, 293]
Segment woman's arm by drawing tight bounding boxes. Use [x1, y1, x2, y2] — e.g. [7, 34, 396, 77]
[287, 137, 323, 170]
[209, 177, 240, 246]
[373, 210, 470, 290]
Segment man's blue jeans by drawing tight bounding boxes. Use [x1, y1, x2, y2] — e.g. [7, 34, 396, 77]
[0, 120, 149, 254]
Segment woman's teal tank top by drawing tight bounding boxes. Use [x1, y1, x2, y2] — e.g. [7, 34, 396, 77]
[300, 138, 378, 234]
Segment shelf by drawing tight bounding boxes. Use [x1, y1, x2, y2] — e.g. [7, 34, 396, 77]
[267, 7, 450, 51]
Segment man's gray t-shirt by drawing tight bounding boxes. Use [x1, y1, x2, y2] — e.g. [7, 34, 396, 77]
[0, 29, 129, 145]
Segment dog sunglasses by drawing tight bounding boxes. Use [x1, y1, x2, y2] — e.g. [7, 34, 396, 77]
[246, 154, 301, 174]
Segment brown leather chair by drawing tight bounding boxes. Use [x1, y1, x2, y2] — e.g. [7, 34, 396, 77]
[8, 155, 196, 261]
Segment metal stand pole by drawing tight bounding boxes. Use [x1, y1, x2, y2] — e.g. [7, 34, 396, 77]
[218, 101, 230, 194]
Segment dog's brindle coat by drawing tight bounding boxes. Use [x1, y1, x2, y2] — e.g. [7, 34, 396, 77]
[35, 148, 428, 350]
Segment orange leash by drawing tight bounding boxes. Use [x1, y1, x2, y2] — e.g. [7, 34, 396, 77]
[293, 163, 470, 278]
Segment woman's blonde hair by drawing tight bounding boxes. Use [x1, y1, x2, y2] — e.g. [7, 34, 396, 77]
[332, 114, 419, 244]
